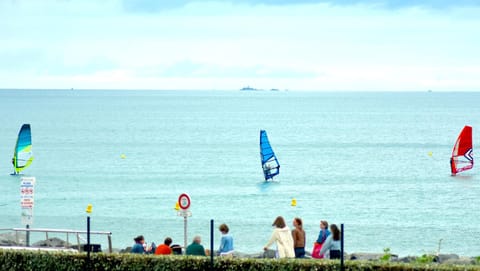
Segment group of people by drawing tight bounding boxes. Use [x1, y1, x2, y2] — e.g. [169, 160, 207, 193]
[131, 235, 182, 255]
[264, 216, 342, 259]
[130, 217, 341, 259]
[130, 223, 234, 257]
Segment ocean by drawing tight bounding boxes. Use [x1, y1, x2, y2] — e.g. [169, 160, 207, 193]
[0, 89, 479, 257]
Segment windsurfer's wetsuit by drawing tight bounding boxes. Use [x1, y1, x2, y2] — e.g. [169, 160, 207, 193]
[450, 157, 456, 176]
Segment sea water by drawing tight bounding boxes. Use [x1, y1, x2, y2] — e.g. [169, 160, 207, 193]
[0, 89, 479, 256]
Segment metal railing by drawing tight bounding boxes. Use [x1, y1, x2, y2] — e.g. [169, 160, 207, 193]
[0, 228, 113, 253]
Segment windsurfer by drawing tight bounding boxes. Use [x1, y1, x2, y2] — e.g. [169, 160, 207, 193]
[11, 158, 16, 175]
[450, 157, 456, 176]
[264, 165, 272, 177]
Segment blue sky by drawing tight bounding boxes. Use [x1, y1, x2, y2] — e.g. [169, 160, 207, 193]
[1, 0, 479, 91]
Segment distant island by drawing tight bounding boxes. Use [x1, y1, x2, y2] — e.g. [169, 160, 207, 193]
[240, 86, 281, 91]
[240, 86, 257, 91]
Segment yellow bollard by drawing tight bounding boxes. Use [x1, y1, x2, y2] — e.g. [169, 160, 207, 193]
[86, 204, 93, 214]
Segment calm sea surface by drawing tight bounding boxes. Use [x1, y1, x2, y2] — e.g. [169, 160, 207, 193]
[0, 89, 479, 256]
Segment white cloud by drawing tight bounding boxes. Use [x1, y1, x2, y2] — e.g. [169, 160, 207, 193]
[1, 0, 479, 90]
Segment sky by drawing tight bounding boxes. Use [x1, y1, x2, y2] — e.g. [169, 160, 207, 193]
[1, 0, 479, 91]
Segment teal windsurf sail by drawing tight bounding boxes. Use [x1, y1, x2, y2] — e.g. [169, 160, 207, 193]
[12, 124, 34, 174]
[260, 130, 280, 181]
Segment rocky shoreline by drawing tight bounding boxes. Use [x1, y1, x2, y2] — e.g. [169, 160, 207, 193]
[1, 233, 478, 266]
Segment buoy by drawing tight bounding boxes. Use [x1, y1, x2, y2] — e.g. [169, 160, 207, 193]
[291, 198, 297, 207]
[427, 151, 433, 157]
[85, 204, 93, 214]
[120, 154, 126, 159]
[174, 202, 180, 211]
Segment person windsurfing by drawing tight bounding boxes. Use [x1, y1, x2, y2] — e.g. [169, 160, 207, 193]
[450, 157, 456, 176]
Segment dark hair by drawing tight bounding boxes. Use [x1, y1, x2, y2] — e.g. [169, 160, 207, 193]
[134, 235, 144, 243]
[219, 223, 229, 233]
[330, 224, 341, 241]
[294, 217, 303, 228]
[272, 216, 286, 228]
[164, 237, 172, 246]
[321, 220, 328, 228]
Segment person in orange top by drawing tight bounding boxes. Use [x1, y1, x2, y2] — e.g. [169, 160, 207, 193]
[155, 237, 173, 255]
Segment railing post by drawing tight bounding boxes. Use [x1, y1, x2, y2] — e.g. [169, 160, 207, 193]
[108, 235, 112, 253]
[77, 233, 81, 251]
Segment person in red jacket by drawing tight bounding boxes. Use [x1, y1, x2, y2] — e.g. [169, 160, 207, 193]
[155, 237, 173, 255]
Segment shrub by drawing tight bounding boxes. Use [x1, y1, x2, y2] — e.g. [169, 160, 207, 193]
[380, 247, 391, 261]
[1, 250, 480, 271]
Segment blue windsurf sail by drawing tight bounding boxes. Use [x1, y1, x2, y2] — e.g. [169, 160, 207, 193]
[260, 130, 280, 181]
[12, 124, 34, 174]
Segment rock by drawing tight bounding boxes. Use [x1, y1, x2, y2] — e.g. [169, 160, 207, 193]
[120, 246, 132, 253]
[0, 232, 25, 246]
[32, 237, 70, 248]
[395, 256, 417, 263]
[263, 249, 276, 258]
[434, 254, 459, 263]
[349, 253, 384, 261]
[442, 257, 475, 265]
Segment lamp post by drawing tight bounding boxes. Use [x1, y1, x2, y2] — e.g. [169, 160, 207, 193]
[85, 204, 92, 271]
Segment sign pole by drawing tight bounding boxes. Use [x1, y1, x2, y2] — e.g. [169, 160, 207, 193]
[177, 193, 191, 255]
[184, 216, 187, 253]
[20, 176, 35, 246]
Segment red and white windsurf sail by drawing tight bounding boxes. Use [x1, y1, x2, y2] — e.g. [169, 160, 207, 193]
[450, 125, 473, 175]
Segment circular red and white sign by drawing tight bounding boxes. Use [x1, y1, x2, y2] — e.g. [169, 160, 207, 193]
[178, 193, 191, 210]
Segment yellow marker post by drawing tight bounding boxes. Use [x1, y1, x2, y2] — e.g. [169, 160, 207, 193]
[86, 204, 92, 214]
[174, 202, 180, 211]
[85, 204, 92, 269]
[120, 154, 126, 159]
[291, 198, 297, 207]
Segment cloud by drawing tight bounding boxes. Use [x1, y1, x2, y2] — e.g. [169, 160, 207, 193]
[119, 0, 480, 13]
[121, 0, 190, 13]
[1, 0, 479, 90]
[136, 60, 317, 79]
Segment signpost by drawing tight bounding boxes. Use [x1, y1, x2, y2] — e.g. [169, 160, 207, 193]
[177, 193, 192, 253]
[20, 177, 35, 246]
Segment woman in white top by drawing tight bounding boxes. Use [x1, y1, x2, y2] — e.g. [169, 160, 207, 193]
[263, 216, 295, 258]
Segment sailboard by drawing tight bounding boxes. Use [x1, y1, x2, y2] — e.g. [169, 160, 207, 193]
[260, 130, 280, 181]
[450, 125, 473, 176]
[12, 124, 34, 175]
